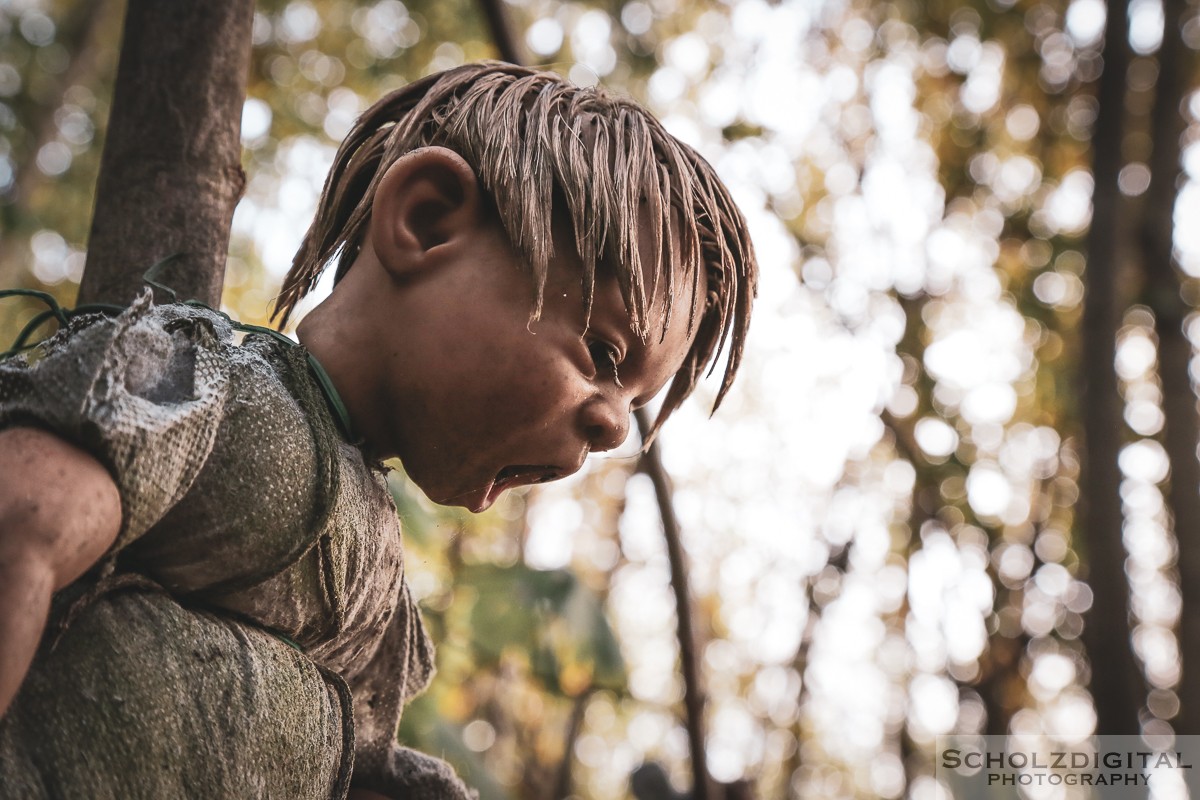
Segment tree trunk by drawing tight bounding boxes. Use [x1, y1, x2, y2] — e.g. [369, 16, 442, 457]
[1139, 0, 1200, 733]
[78, 0, 255, 308]
[475, 2, 714, 791]
[635, 409, 713, 800]
[475, 0, 526, 65]
[1080, 0, 1144, 734]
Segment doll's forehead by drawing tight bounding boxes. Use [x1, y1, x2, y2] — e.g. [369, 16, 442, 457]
[631, 203, 703, 320]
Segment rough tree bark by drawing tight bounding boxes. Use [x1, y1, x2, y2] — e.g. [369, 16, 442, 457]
[1080, 0, 1145, 734]
[78, 0, 255, 308]
[1138, 0, 1200, 733]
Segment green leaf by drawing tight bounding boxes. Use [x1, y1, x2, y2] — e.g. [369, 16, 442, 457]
[459, 563, 627, 694]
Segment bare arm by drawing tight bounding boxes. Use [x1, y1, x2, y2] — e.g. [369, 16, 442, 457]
[0, 427, 121, 718]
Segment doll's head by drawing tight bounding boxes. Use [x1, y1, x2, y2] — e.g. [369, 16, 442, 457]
[281, 62, 757, 509]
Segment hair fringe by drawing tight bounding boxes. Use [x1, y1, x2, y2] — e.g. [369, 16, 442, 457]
[275, 61, 758, 434]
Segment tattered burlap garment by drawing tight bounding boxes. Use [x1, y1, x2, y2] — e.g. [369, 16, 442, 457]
[0, 295, 473, 799]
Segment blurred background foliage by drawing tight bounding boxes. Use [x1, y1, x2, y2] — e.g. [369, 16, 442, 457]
[3, 0, 1200, 797]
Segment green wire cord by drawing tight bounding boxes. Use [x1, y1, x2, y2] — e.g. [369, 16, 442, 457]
[0, 288, 126, 357]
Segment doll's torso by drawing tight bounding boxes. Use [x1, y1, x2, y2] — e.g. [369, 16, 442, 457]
[0, 299, 438, 799]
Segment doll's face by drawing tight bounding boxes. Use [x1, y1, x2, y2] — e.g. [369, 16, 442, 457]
[374, 219, 699, 512]
[300, 147, 701, 512]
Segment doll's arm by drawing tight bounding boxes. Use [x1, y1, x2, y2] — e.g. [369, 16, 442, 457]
[0, 427, 121, 718]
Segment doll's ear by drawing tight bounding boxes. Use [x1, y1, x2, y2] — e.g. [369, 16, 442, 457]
[368, 146, 484, 278]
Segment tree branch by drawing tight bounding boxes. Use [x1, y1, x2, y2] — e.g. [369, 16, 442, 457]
[550, 687, 595, 799]
[474, 0, 525, 65]
[473, 3, 708, 788]
[635, 408, 711, 800]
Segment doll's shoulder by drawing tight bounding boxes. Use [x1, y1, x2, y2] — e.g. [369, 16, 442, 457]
[125, 325, 347, 597]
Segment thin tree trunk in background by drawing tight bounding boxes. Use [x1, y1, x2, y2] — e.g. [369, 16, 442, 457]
[1080, 0, 1144, 734]
[636, 408, 713, 800]
[1140, 0, 1200, 733]
[476, 0, 526, 65]
[477, 0, 715, 790]
[78, 0, 254, 308]
[550, 688, 594, 799]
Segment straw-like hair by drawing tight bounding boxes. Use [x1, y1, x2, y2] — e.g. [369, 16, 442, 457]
[274, 61, 756, 440]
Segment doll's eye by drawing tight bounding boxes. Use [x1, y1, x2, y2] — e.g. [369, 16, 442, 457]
[587, 339, 619, 369]
[587, 339, 624, 388]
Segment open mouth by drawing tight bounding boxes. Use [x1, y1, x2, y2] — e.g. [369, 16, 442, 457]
[493, 464, 560, 492]
[472, 465, 565, 512]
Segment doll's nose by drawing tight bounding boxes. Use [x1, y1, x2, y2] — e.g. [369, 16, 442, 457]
[581, 393, 631, 453]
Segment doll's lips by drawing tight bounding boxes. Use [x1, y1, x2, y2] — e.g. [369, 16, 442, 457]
[479, 465, 560, 509]
[470, 464, 572, 512]
[495, 464, 560, 488]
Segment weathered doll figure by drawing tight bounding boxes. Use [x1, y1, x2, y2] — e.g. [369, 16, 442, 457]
[0, 62, 756, 798]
